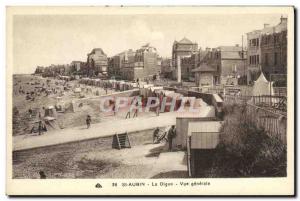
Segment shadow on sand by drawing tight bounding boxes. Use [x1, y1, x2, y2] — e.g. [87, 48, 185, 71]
[145, 144, 169, 158]
[151, 170, 188, 178]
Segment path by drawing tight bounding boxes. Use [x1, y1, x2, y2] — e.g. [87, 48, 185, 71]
[13, 104, 214, 151]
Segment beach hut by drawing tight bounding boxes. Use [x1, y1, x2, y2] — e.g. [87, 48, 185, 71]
[94, 79, 101, 87]
[55, 97, 65, 113]
[44, 106, 57, 118]
[119, 81, 125, 91]
[74, 87, 81, 98]
[187, 121, 222, 177]
[131, 82, 138, 89]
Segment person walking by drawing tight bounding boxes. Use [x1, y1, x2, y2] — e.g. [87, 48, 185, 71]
[167, 125, 176, 151]
[156, 95, 160, 116]
[126, 98, 135, 119]
[112, 101, 116, 116]
[133, 101, 139, 118]
[125, 109, 131, 119]
[153, 127, 160, 143]
[86, 115, 91, 129]
[156, 104, 160, 116]
[28, 108, 33, 118]
[38, 120, 43, 135]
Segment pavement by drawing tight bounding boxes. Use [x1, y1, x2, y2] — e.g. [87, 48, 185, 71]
[13, 104, 214, 151]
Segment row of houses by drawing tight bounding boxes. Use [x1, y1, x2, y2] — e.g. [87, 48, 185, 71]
[162, 36, 247, 86]
[35, 44, 162, 81]
[35, 16, 287, 87]
[160, 16, 287, 87]
[35, 48, 107, 78]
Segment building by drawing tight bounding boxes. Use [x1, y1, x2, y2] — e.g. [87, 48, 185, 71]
[34, 66, 45, 74]
[181, 48, 211, 81]
[172, 37, 198, 81]
[108, 49, 135, 78]
[260, 17, 287, 79]
[218, 45, 247, 85]
[192, 45, 247, 87]
[63, 64, 72, 75]
[161, 58, 173, 78]
[121, 44, 160, 81]
[70, 61, 86, 75]
[246, 16, 287, 84]
[247, 29, 262, 84]
[86, 48, 108, 77]
[193, 63, 219, 87]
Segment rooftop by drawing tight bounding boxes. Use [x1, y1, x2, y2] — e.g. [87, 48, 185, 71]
[218, 46, 246, 60]
[174, 37, 196, 45]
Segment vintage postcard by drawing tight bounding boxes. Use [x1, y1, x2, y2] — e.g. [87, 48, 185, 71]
[6, 6, 294, 196]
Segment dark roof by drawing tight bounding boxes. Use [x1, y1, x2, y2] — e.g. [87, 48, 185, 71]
[178, 37, 194, 44]
[218, 46, 246, 60]
[192, 63, 216, 72]
[90, 48, 105, 55]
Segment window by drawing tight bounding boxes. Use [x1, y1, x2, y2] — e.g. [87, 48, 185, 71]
[251, 38, 259, 47]
[257, 55, 259, 64]
[265, 53, 269, 65]
[274, 52, 278, 65]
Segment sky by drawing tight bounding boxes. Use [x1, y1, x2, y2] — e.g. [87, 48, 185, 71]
[13, 14, 283, 74]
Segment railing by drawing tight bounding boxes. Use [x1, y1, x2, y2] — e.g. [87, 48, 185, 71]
[246, 103, 287, 144]
[223, 95, 287, 144]
[274, 87, 287, 97]
[223, 95, 252, 105]
[251, 95, 287, 112]
[224, 95, 287, 113]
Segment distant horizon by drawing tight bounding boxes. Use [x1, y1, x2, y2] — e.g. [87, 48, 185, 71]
[13, 14, 283, 74]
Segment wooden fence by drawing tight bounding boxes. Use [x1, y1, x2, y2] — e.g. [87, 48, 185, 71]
[223, 95, 287, 144]
[246, 103, 287, 144]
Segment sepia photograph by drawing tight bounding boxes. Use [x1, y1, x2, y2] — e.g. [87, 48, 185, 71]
[6, 6, 294, 196]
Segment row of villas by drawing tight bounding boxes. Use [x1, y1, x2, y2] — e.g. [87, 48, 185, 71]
[35, 16, 287, 86]
[161, 16, 287, 87]
[36, 61, 86, 77]
[35, 48, 108, 78]
[36, 44, 161, 82]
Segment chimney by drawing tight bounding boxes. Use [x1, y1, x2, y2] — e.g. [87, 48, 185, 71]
[280, 16, 288, 24]
[264, 23, 270, 28]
